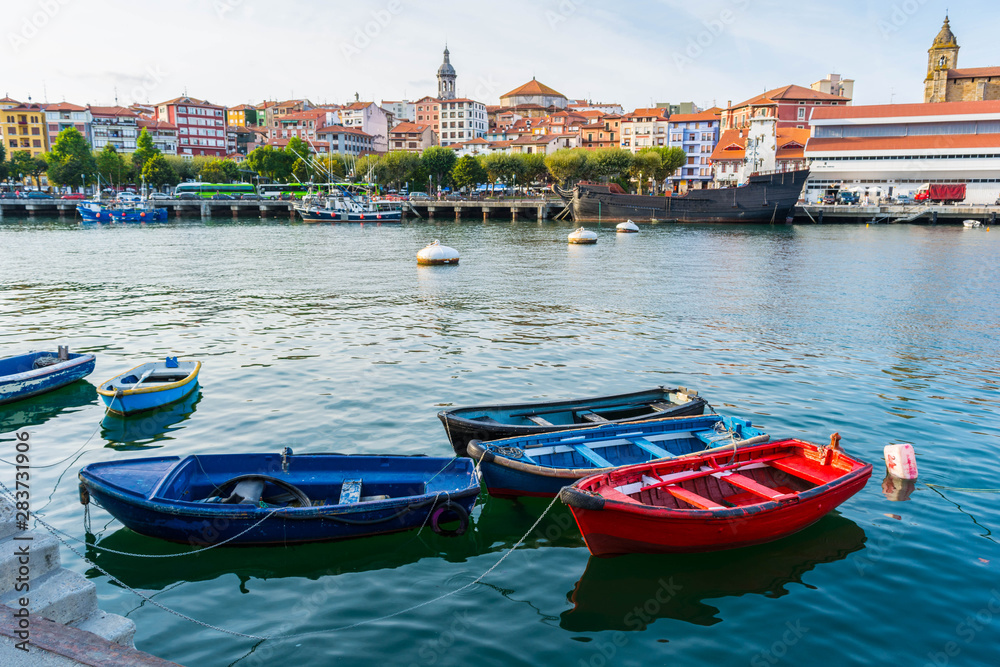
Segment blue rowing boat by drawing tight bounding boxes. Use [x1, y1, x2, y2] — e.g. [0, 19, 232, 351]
[466, 414, 768, 498]
[77, 202, 168, 222]
[0, 347, 96, 405]
[96, 357, 200, 416]
[78, 451, 480, 545]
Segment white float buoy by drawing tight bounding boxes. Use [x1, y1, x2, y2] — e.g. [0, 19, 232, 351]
[568, 227, 598, 244]
[616, 220, 639, 233]
[417, 239, 459, 265]
[884, 443, 918, 480]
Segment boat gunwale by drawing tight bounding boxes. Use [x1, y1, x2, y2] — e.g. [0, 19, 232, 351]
[440, 385, 695, 421]
[0, 352, 95, 384]
[96, 360, 201, 398]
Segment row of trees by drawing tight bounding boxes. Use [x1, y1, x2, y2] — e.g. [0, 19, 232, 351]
[1, 127, 689, 196]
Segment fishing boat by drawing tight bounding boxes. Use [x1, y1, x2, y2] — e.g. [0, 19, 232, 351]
[466, 414, 767, 498]
[0, 347, 96, 405]
[78, 451, 480, 545]
[439, 386, 708, 457]
[295, 189, 402, 223]
[96, 357, 200, 416]
[77, 201, 168, 222]
[554, 169, 809, 223]
[962, 219, 982, 228]
[559, 435, 872, 556]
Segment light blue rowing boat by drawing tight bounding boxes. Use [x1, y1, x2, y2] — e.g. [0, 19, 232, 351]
[97, 357, 200, 416]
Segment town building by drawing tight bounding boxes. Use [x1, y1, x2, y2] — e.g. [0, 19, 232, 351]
[804, 100, 1000, 205]
[89, 106, 140, 153]
[2, 103, 49, 156]
[579, 113, 622, 149]
[0, 97, 20, 112]
[230, 125, 260, 155]
[721, 85, 850, 131]
[437, 47, 457, 100]
[414, 96, 440, 129]
[508, 133, 578, 155]
[274, 109, 341, 142]
[656, 101, 702, 116]
[620, 108, 670, 152]
[666, 108, 722, 191]
[315, 124, 375, 156]
[711, 117, 809, 186]
[155, 96, 227, 157]
[338, 102, 390, 152]
[382, 100, 415, 124]
[44, 102, 92, 148]
[568, 100, 625, 114]
[500, 78, 568, 113]
[924, 16, 1000, 103]
[136, 118, 178, 155]
[388, 122, 436, 152]
[811, 74, 854, 102]
[227, 104, 265, 127]
[436, 98, 487, 147]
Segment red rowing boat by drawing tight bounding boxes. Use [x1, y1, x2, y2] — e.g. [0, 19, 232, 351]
[559, 435, 872, 556]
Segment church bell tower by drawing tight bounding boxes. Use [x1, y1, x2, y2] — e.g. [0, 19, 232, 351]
[437, 46, 456, 100]
[925, 16, 959, 103]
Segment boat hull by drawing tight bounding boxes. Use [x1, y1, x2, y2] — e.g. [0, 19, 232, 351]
[78, 454, 480, 545]
[0, 352, 96, 405]
[97, 361, 201, 416]
[78, 205, 169, 222]
[560, 169, 810, 223]
[561, 440, 872, 555]
[298, 209, 402, 223]
[439, 387, 707, 457]
[468, 415, 765, 499]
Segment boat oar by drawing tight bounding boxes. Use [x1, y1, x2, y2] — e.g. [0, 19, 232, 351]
[113, 367, 154, 411]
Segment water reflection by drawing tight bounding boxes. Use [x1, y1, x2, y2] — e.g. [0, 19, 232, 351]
[0, 380, 97, 433]
[101, 390, 201, 449]
[560, 513, 866, 631]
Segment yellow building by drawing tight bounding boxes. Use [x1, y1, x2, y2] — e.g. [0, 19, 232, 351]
[2, 102, 49, 157]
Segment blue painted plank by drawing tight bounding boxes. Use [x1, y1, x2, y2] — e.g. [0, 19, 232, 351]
[339, 479, 362, 504]
[572, 445, 613, 468]
[630, 437, 673, 459]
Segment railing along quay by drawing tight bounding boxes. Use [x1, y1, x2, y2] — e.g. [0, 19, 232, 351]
[795, 203, 1000, 224]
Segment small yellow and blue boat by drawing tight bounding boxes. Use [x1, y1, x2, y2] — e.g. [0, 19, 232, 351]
[97, 357, 200, 416]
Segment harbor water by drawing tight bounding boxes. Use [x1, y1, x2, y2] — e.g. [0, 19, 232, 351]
[1, 216, 998, 666]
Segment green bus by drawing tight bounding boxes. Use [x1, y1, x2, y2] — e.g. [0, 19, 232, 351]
[174, 182, 257, 198]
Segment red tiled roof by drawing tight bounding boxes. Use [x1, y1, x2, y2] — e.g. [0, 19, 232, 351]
[44, 102, 87, 111]
[729, 85, 849, 110]
[711, 128, 810, 161]
[501, 78, 566, 100]
[88, 105, 138, 117]
[812, 100, 1000, 120]
[279, 110, 331, 122]
[669, 108, 723, 123]
[511, 134, 557, 144]
[805, 133, 1000, 153]
[158, 96, 222, 108]
[389, 122, 431, 135]
[0, 96, 20, 104]
[317, 124, 372, 138]
[138, 119, 178, 131]
[948, 67, 1000, 79]
[342, 102, 373, 110]
[228, 104, 256, 111]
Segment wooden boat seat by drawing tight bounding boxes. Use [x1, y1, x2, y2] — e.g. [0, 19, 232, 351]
[664, 486, 725, 510]
[339, 479, 362, 504]
[572, 445, 614, 468]
[630, 437, 673, 459]
[718, 472, 786, 500]
[526, 415, 554, 426]
[604, 487, 641, 504]
[580, 412, 610, 423]
[767, 457, 839, 485]
[648, 401, 675, 412]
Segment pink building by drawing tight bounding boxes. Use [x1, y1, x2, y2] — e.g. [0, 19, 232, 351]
[155, 95, 227, 157]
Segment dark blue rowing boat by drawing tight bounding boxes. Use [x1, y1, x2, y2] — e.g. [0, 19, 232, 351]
[466, 414, 767, 498]
[78, 451, 480, 546]
[0, 348, 96, 405]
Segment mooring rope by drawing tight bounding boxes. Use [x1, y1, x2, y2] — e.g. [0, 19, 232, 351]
[925, 483, 1000, 494]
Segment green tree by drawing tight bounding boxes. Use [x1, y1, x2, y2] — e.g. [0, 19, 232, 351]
[198, 159, 232, 183]
[44, 127, 97, 188]
[10, 151, 34, 187]
[95, 144, 127, 189]
[590, 148, 634, 181]
[640, 146, 687, 193]
[244, 145, 292, 182]
[352, 153, 384, 185]
[141, 154, 177, 188]
[312, 154, 346, 181]
[284, 137, 312, 181]
[290, 157, 311, 182]
[451, 155, 487, 191]
[517, 153, 548, 187]
[544, 148, 590, 186]
[421, 146, 456, 192]
[629, 151, 661, 195]
[380, 151, 421, 190]
[132, 128, 160, 172]
[0, 143, 7, 181]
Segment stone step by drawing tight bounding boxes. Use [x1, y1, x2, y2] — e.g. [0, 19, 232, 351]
[71, 608, 137, 646]
[0, 531, 62, 595]
[0, 566, 97, 626]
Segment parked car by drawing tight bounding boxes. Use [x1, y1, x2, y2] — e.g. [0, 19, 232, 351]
[25, 191, 54, 199]
[211, 194, 234, 200]
[147, 192, 173, 200]
[444, 193, 463, 201]
[61, 193, 86, 200]
[837, 192, 860, 205]
[895, 194, 915, 205]
[1, 192, 23, 199]
[177, 193, 201, 200]
[117, 193, 142, 203]
[408, 191, 431, 201]
[239, 193, 261, 200]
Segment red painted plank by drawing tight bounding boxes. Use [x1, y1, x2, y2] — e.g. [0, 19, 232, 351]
[768, 457, 838, 485]
[664, 486, 725, 510]
[720, 472, 785, 500]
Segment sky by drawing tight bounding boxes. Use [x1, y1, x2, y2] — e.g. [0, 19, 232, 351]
[4, 0, 997, 111]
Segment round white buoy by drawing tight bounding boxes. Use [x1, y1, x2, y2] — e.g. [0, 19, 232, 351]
[417, 239, 459, 265]
[884, 443, 918, 480]
[616, 220, 639, 233]
[568, 227, 598, 244]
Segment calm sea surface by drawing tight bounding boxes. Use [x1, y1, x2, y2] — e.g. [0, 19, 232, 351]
[1, 216, 998, 666]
